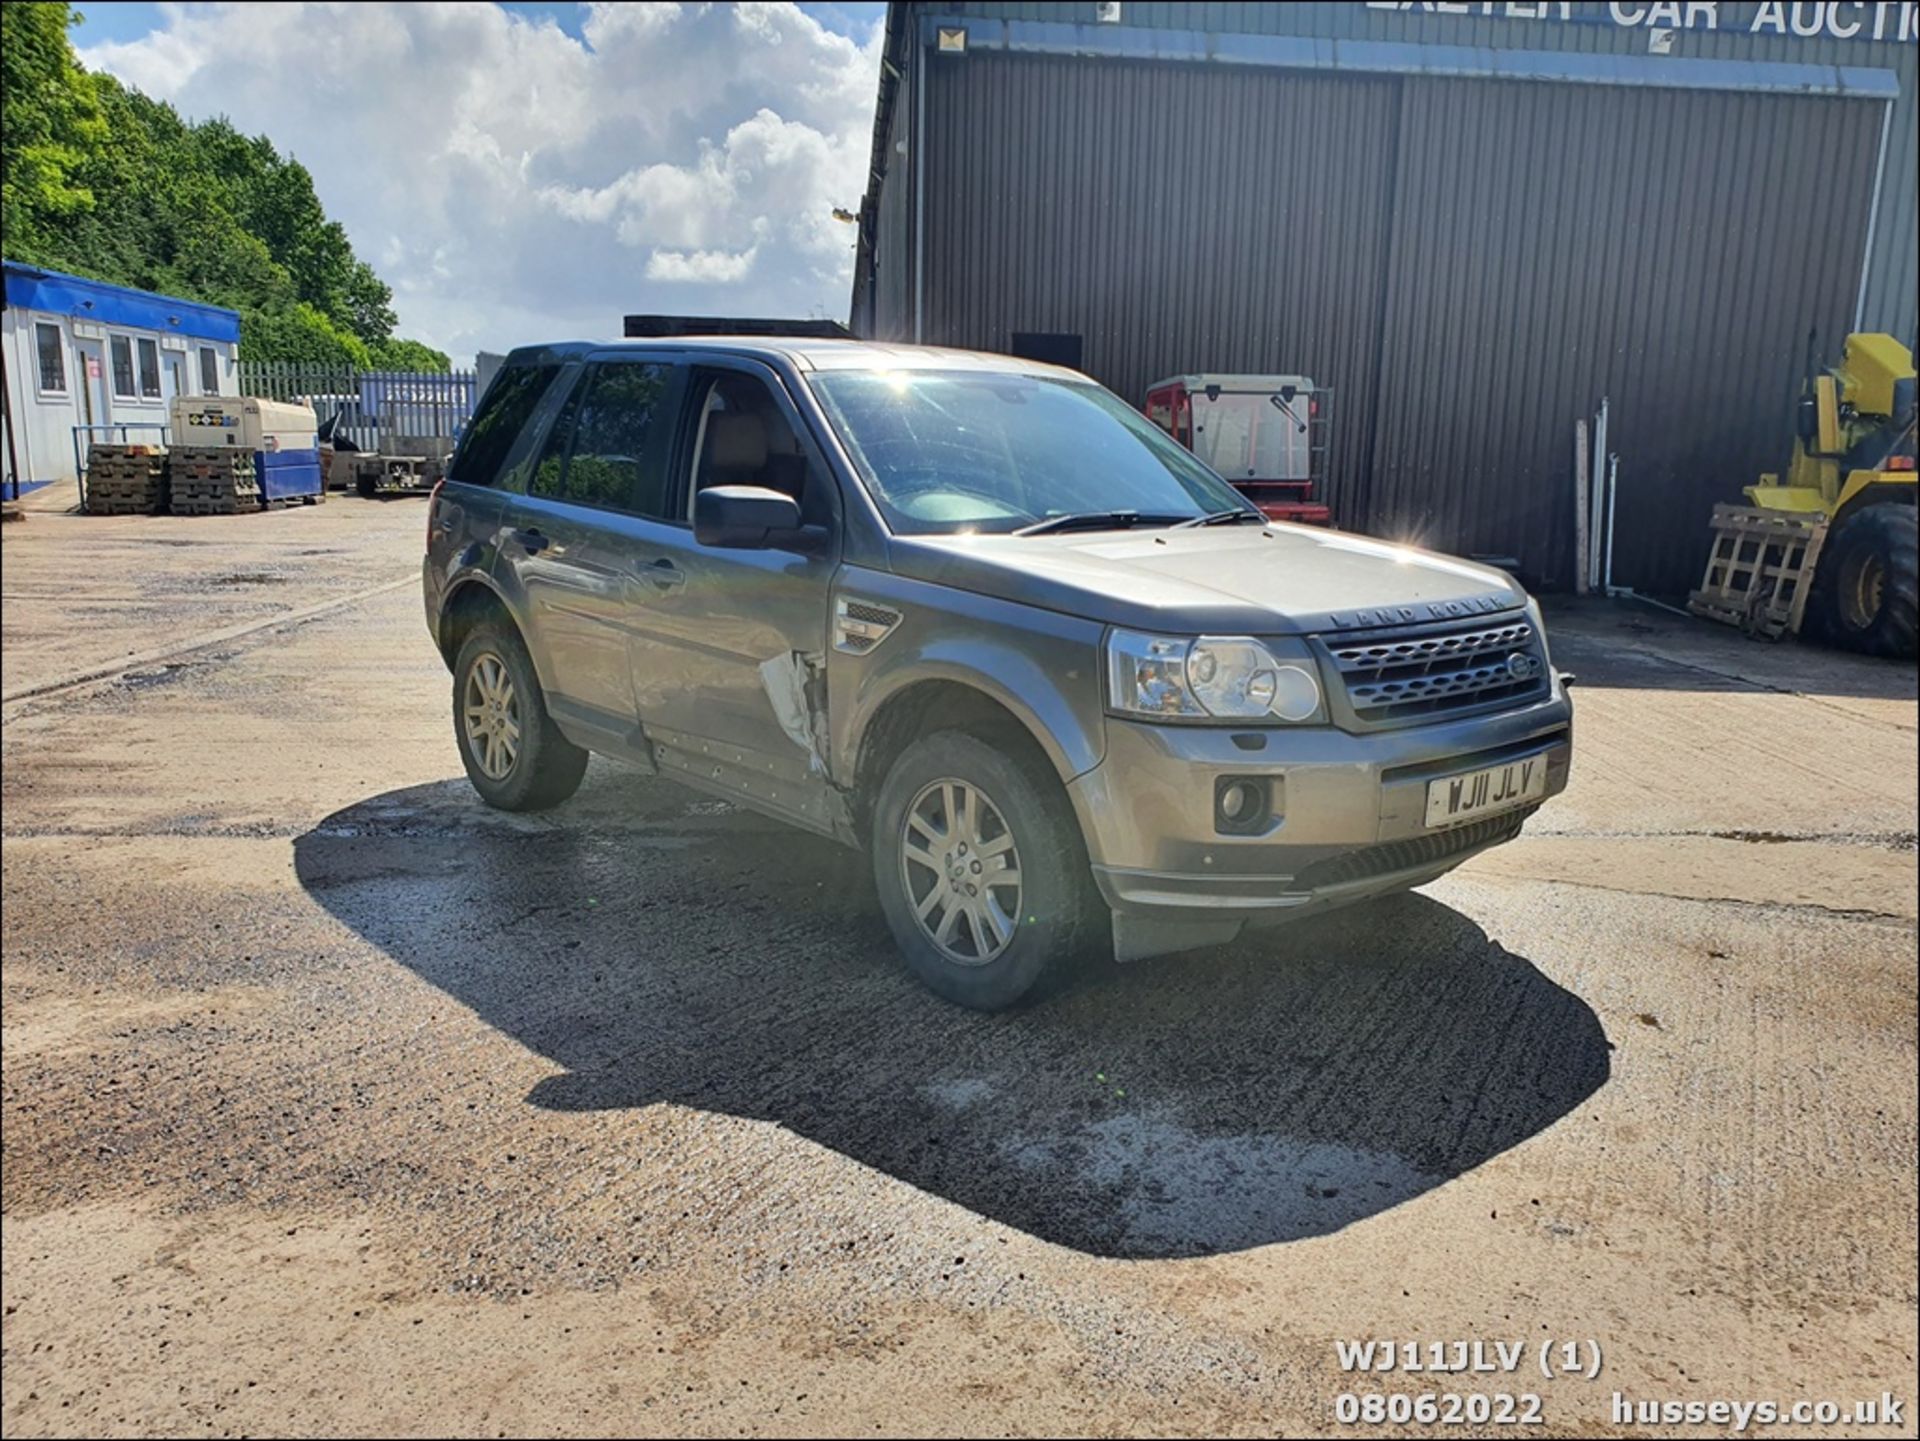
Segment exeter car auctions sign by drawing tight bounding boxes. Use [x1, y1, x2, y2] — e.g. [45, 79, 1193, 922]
[1365, 1, 1920, 42]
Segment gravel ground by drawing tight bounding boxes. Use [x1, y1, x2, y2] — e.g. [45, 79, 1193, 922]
[2, 493, 1915, 1438]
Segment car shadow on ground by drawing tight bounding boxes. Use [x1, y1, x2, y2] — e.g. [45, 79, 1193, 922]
[293, 769, 1611, 1260]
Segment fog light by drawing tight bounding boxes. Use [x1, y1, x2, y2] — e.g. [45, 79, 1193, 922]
[1214, 775, 1275, 836]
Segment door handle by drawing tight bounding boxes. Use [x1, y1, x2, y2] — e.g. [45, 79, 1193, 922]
[509, 527, 550, 554]
[643, 558, 686, 590]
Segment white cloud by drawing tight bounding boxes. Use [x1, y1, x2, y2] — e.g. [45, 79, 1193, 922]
[78, 2, 882, 362]
[646, 247, 759, 283]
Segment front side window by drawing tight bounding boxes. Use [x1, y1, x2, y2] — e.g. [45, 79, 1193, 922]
[35, 323, 65, 394]
[809, 370, 1244, 535]
[198, 346, 220, 394]
[447, 361, 560, 488]
[136, 338, 162, 398]
[110, 336, 136, 399]
[688, 372, 821, 523]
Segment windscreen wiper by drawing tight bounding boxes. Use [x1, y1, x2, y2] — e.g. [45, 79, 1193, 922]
[1014, 509, 1173, 536]
[1171, 508, 1268, 529]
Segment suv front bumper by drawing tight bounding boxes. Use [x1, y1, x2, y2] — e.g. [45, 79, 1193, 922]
[1065, 689, 1572, 954]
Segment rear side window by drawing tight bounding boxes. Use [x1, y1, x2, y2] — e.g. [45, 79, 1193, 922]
[447, 362, 560, 487]
[528, 361, 675, 515]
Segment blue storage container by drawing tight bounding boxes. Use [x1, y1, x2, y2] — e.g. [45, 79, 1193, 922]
[256, 446, 323, 502]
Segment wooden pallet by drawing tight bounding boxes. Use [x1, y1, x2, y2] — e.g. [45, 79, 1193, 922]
[170, 463, 253, 480]
[169, 481, 261, 499]
[1688, 504, 1828, 640]
[87, 483, 166, 504]
[167, 496, 261, 516]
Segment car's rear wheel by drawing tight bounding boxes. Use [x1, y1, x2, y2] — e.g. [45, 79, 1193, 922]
[452, 623, 587, 810]
[871, 730, 1094, 1010]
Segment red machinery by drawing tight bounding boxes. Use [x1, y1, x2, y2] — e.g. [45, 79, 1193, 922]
[1144, 373, 1333, 524]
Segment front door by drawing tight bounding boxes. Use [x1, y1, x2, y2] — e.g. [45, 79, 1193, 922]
[75, 339, 109, 430]
[493, 357, 683, 754]
[625, 361, 838, 831]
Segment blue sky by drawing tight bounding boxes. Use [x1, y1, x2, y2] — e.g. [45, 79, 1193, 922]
[71, 1, 887, 46]
[73, 3, 889, 359]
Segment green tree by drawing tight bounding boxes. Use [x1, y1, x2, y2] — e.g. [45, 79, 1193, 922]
[241, 303, 373, 368]
[368, 338, 451, 372]
[0, 2, 105, 258]
[0, 2, 444, 368]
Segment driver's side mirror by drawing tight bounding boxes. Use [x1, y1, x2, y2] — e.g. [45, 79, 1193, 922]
[695, 484, 804, 549]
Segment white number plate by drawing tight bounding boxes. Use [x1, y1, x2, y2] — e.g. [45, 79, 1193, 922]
[1424, 755, 1547, 828]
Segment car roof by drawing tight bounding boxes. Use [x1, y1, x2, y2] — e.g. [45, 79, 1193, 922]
[501, 337, 1089, 381]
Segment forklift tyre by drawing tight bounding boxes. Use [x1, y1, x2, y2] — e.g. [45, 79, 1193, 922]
[1811, 503, 1918, 660]
[356, 475, 378, 499]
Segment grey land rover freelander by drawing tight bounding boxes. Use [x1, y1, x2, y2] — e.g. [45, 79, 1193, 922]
[423, 339, 1573, 1009]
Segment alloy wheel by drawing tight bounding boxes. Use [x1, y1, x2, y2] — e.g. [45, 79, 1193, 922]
[899, 777, 1024, 966]
[463, 652, 521, 780]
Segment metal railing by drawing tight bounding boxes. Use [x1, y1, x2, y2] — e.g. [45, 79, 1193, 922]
[72, 422, 171, 510]
[239, 362, 477, 455]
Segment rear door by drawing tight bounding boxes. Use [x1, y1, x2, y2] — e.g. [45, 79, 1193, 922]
[428, 354, 565, 622]
[624, 359, 840, 831]
[493, 357, 685, 752]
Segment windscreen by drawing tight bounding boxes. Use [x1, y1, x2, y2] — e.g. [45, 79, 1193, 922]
[809, 370, 1245, 535]
[1189, 390, 1311, 481]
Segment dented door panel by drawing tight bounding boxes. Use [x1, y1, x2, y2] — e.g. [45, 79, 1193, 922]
[625, 540, 837, 829]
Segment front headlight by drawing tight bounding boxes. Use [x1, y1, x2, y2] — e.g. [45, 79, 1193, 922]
[1106, 629, 1325, 723]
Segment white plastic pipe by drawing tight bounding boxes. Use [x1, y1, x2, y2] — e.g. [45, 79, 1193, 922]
[1589, 399, 1609, 594]
[1603, 452, 1620, 594]
[1573, 418, 1590, 595]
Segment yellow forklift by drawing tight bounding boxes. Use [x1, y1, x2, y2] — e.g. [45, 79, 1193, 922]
[1690, 333, 1916, 659]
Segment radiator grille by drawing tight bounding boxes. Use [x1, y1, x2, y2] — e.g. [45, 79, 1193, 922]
[1324, 616, 1547, 725]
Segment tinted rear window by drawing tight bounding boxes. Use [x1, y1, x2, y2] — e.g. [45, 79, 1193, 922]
[447, 363, 560, 487]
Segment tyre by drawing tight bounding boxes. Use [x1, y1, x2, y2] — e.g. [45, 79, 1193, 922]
[871, 730, 1096, 1010]
[356, 474, 378, 499]
[452, 622, 588, 810]
[1810, 503, 1918, 660]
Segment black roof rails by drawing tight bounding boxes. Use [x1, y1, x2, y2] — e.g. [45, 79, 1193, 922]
[621, 315, 853, 339]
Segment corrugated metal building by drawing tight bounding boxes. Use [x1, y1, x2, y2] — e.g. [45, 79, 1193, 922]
[850, 1, 1919, 593]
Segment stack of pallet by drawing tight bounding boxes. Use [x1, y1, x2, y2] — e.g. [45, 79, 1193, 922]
[84, 444, 169, 515]
[166, 446, 261, 515]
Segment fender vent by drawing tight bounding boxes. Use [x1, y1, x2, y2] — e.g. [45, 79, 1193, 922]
[834, 597, 902, 654]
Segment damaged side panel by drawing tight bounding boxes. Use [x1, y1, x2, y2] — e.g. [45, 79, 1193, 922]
[759, 648, 858, 840]
[758, 650, 830, 775]
[639, 647, 846, 840]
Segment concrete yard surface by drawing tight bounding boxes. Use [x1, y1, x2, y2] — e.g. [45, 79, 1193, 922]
[2, 499, 1915, 1437]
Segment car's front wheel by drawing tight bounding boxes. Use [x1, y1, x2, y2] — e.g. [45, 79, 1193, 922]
[871, 730, 1094, 1010]
[452, 623, 587, 810]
